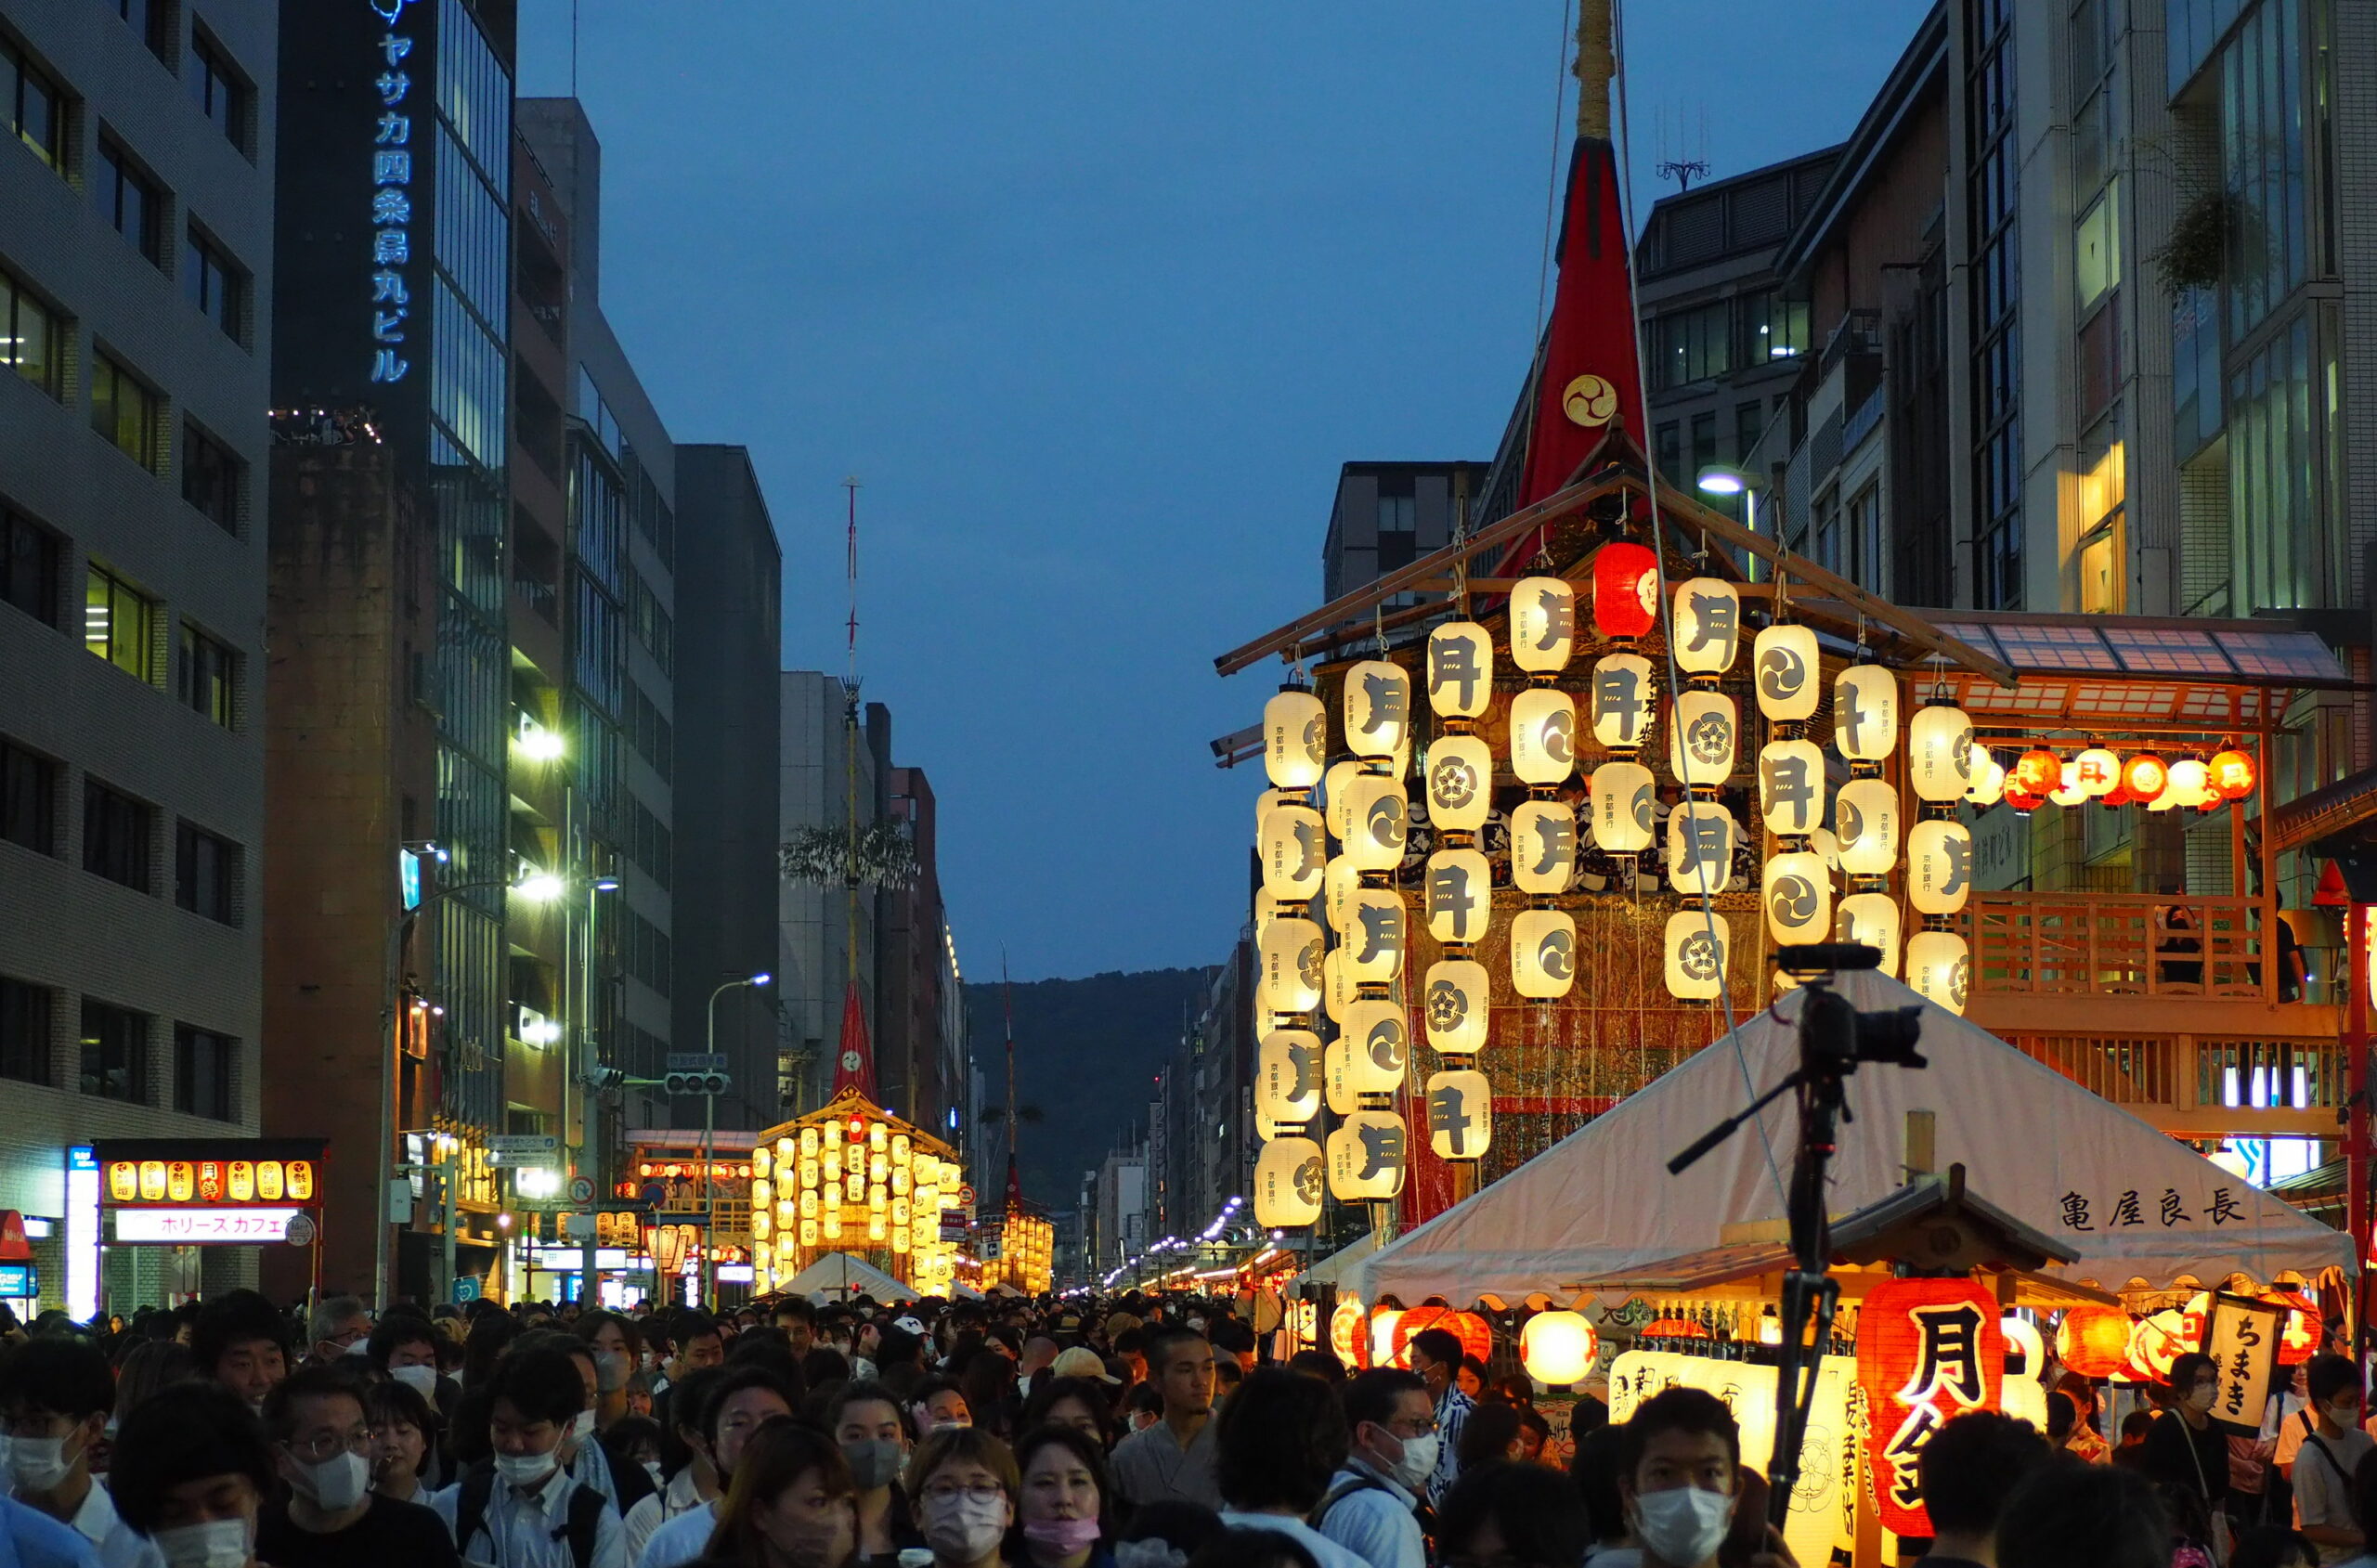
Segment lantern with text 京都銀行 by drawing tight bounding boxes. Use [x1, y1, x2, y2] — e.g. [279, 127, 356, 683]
[1426, 622, 1495, 719]
[1671, 578, 1741, 676]
[1591, 761, 1656, 854]
[1905, 930, 1971, 1016]
[1668, 689, 1738, 789]
[2012, 747, 2062, 799]
[1965, 746, 2005, 807]
[1858, 1278, 2002, 1536]
[1322, 947, 1357, 1024]
[1341, 999, 1410, 1096]
[2122, 752, 2169, 801]
[1834, 664, 1899, 761]
[1264, 688, 1325, 789]
[1591, 542, 1660, 640]
[1422, 958, 1490, 1056]
[1424, 848, 1491, 947]
[1425, 1069, 1493, 1160]
[1258, 916, 1324, 1014]
[1753, 623, 1820, 721]
[1425, 734, 1494, 836]
[1520, 1311, 1600, 1385]
[1834, 778, 1901, 877]
[2072, 745, 2120, 799]
[1667, 800, 1737, 895]
[1340, 774, 1407, 873]
[1908, 820, 1975, 915]
[1258, 802, 1326, 903]
[1763, 850, 1831, 945]
[1329, 1110, 1408, 1200]
[1342, 888, 1406, 987]
[1509, 577, 1575, 673]
[1589, 653, 1656, 752]
[1343, 660, 1410, 758]
[1255, 1029, 1321, 1134]
[1759, 739, 1825, 838]
[1322, 763, 1358, 841]
[1510, 688, 1578, 786]
[1909, 704, 1976, 802]
[1511, 908, 1578, 999]
[1253, 1136, 1323, 1229]
[2056, 1304, 2133, 1379]
[1323, 857, 1360, 934]
[1510, 800, 1578, 895]
[2209, 747, 2257, 801]
[1664, 912, 1729, 1001]
[1837, 892, 1902, 976]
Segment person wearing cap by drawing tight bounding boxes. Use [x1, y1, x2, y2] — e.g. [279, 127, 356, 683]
[1049, 1350, 1120, 1389]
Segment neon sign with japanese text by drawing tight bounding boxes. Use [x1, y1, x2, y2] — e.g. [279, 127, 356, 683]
[365, 0, 415, 383]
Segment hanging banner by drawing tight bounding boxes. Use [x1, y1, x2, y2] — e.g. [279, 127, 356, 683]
[1855, 1278, 2002, 1537]
[2203, 1292, 2284, 1437]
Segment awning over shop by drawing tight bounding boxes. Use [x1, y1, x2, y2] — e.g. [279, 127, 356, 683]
[778, 1251, 916, 1304]
[1346, 967, 2353, 1307]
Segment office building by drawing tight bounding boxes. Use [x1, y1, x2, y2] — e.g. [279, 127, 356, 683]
[1319, 460, 1488, 606]
[778, 672, 889, 1119]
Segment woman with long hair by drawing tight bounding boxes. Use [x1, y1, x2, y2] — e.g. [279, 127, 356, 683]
[1010, 1427, 1112, 1568]
[702, 1419, 858, 1568]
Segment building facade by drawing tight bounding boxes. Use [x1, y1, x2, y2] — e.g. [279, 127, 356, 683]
[777, 673, 889, 1120]
[1318, 460, 1488, 605]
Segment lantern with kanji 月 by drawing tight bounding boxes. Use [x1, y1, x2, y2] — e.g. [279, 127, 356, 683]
[1509, 577, 1575, 673]
[1759, 738, 1825, 838]
[1764, 850, 1832, 945]
[1671, 578, 1742, 676]
[2057, 1304, 2134, 1379]
[1424, 849, 1491, 946]
[1510, 800, 1578, 895]
[1664, 912, 1729, 1001]
[1590, 761, 1656, 853]
[1425, 735, 1494, 835]
[1837, 891, 1902, 976]
[1834, 664, 1899, 761]
[1265, 688, 1325, 788]
[1422, 958, 1489, 1056]
[1339, 774, 1407, 873]
[1589, 653, 1656, 751]
[1328, 1109, 1408, 1200]
[1965, 746, 2005, 807]
[1909, 820, 1975, 915]
[2073, 745, 2121, 799]
[1255, 1029, 1322, 1134]
[1340, 999, 1410, 1096]
[1857, 1277, 2003, 1536]
[1753, 623, 1820, 721]
[1591, 541, 1660, 640]
[1668, 689, 1738, 789]
[2209, 747, 2257, 802]
[1510, 689, 1578, 786]
[1905, 930, 1971, 1016]
[1425, 1069, 1493, 1160]
[1521, 1310, 1600, 1385]
[1258, 802, 1326, 902]
[1342, 888, 1406, 986]
[1909, 704, 1976, 802]
[1258, 916, 1325, 1014]
[1253, 1136, 1324, 1229]
[2013, 747, 2062, 798]
[2122, 752, 2169, 800]
[1511, 908, 1579, 999]
[1835, 778, 1900, 876]
[1426, 622, 1494, 719]
[1344, 660, 1411, 758]
[1667, 801, 1738, 895]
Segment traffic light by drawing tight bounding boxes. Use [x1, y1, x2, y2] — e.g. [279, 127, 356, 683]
[664, 1070, 731, 1096]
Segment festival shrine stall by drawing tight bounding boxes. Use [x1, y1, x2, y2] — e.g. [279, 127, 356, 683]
[777, 1251, 917, 1304]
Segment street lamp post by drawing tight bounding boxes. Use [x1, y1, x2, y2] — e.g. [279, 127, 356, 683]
[1695, 464, 1769, 582]
[704, 973, 772, 1304]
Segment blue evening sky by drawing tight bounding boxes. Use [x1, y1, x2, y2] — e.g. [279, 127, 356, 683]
[515, 2, 1922, 981]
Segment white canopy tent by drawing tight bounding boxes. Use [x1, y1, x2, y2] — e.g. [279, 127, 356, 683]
[1290, 1230, 1382, 1292]
[1348, 968, 2353, 1307]
[781, 1252, 917, 1304]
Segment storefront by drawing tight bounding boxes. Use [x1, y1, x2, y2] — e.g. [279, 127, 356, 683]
[80, 1139, 330, 1315]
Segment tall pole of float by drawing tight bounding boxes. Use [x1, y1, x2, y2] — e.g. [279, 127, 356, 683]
[2350, 901, 2371, 1342]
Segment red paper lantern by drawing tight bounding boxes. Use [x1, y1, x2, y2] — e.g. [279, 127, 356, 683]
[2101, 784, 2133, 808]
[2002, 784, 2043, 816]
[1858, 1279, 2003, 1536]
[2056, 1304, 2132, 1379]
[2208, 748, 2256, 801]
[2012, 748, 2063, 798]
[2122, 752, 2168, 798]
[1591, 542, 1660, 641]
[2264, 1294, 2319, 1367]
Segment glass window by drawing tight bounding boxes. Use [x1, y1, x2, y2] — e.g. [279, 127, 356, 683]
[181, 420, 241, 533]
[1, 736, 55, 854]
[1655, 302, 1732, 387]
[117, 0, 173, 62]
[3, 33, 64, 173]
[173, 1024, 234, 1119]
[96, 140, 164, 266]
[1, 505, 60, 626]
[0, 977, 47, 1085]
[1741, 292, 1808, 361]
[175, 820, 238, 924]
[81, 777, 151, 892]
[177, 622, 235, 727]
[181, 225, 244, 341]
[2079, 294, 2122, 427]
[1689, 411, 1718, 483]
[90, 354, 162, 471]
[1655, 421, 1682, 485]
[84, 561, 159, 683]
[79, 998, 148, 1103]
[2226, 312, 2333, 610]
[0, 264, 62, 398]
[1734, 401, 1765, 464]
[2075, 184, 2120, 310]
[2222, 0, 2308, 343]
[184, 29, 248, 152]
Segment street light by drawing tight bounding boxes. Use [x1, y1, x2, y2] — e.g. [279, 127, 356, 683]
[1696, 464, 1769, 582]
[704, 973, 773, 1303]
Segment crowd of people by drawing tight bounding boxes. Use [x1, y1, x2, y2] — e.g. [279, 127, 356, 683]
[0, 1289, 2375, 1568]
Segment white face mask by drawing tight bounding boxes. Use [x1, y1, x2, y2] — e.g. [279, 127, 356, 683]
[391, 1365, 439, 1400]
[920, 1493, 1008, 1562]
[571, 1409, 597, 1442]
[8, 1434, 77, 1493]
[297, 1449, 370, 1512]
[595, 1352, 631, 1393]
[1383, 1430, 1438, 1494]
[2187, 1382, 2219, 1412]
[493, 1448, 559, 1491]
[342, 1339, 372, 1358]
[152, 1518, 252, 1568]
[1630, 1485, 1733, 1568]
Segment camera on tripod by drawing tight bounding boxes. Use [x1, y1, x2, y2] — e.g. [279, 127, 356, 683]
[1775, 942, 1926, 1072]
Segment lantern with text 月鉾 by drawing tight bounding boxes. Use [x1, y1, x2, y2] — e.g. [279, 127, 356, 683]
[1664, 911, 1728, 1001]
[2073, 745, 2120, 800]
[1425, 735, 1494, 836]
[1834, 778, 1900, 877]
[1511, 909, 1578, 999]
[1759, 739, 1825, 838]
[1328, 1109, 1408, 1200]
[1427, 622, 1494, 719]
[1667, 801, 1737, 895]
[1264, 688, 1325, 789]
[1424, 848, 1491, 947]
[2013, 747, 2062, 799]
[1908, 820, 1974, 914]
[1753, 623, 1820, 722]
[1905, 930, 1971, 1016]
[1591, 542, 1660, 641]
[1343, 888, 1406, 987]
[1764, 850, 1831, 946]
[1343, 660, 1410, 758]
[1422, 958, 1489, 1056]
[1255, 1030, 1322, 1135]
[1834, 664, 1899, 761]
[1520, 1311, 1600, 1385]
[1259, 803, 1326, 903]
[1671, 578, 1742, 676]
[1858, 1278, 2002, 1536]
[1510, 689, 1578, 785]
[1589, 653, 1656, 752]
[1340, 775, 1407, 873]
[1591, 761, 1656, 854]
[2209, 747, 2256, 802]
[1509, 577, 1575, 673]
[1668, 690, 1738, 790]
[1838, 892, 1903, 976]
[1425, 1069, 1492, 1160]
[1510, 800, 1578, 895]
[1253, 1136, 1323, 1229]
[1909, 704, 1976, 803]
[2122, 752, 2169, 801]
[2056, 1304, 2134, 1379]
[1259, 917, 1325, 1014]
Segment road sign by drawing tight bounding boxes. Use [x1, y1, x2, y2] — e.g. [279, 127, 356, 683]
[487, 1134, 559, 1165]
[567, 1175, 596, 1205]
[940, 1213, 968, 1241]
[956, 1184, 977, 1206]
[667, 1053, 728, 1072]
[283, 1213, 317, 1249]
[452, 1275, 480, 1303]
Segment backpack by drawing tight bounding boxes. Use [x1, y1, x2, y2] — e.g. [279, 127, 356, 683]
[454, 1462, 608, 1568]
[1309, 1473, 1435, 1546]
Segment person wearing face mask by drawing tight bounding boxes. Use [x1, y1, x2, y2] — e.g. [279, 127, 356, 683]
[635, 1367, 798, 1568]
[699, 1422, 855, 1568]
[428, 1345, 627, 1568]
[0, 1336, 148, 1567]
[827, 1383, 920, 1567]
[576, 1314, 645, 1437]
[1314, 1371, 1435, 1568]
[110, 1382, 274, 1568]
[2285, 1354, 2371, 1564]
[255, 1367, 461, 1568]
[903, 1428, 1019, 1568]
[622, 1366, 727, 1563]
[1433, 1461, 1588, 1568]
[2146, 1351, 2236, 1536]
[1011, 1427, 1111, 1568]
[305, 1300, 374, 1371]
[1600, 1388, 1791, 1568]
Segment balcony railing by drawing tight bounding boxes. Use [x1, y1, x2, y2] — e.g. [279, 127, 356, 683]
[1956, 890, 2273, 1003]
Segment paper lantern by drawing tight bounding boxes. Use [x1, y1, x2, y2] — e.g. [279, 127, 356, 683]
[1322, 947, 1356, 1024]
[1253, 1136, 1324, 1228]
[1258, 916, 1325, 1013]
[2049, 761, 2088, 808]
[1342, 888, 1406, 985]
[1509, 688, 1578, 785]
[1323, 857, 1361, 933]
[2072, 746, 2120, 798]
[1328, 1110, 1408, 1200]
[2055, 1305, 2133, 1379]
[1331, 1300, 1367, 1367]
[1758, 739, 1825, 837]
[2122, 752, 2169, 799]
[1588, 653, 1656, 751]
[1424, 734, 1494, 835]
[1259, 804, 1327, 902]
[1510, 800, 1578, 895]
[1511, 908, 1578, 998]
[1340, 774, 1408, 872]
[1425, 622, 1495, 719]
[2003, 784, 2044, 816]
[1671, 578, 1741, 675]
[1834, 778, 1900, 876]
[1834, 665, 1899, 761]
[2129, 1310, 2189, 1384]
[1341, 999, 1410, 1095]
[1908, 820, 1974, 915]
[1422, 958, 1489, 1055]
[1664, 912, 1729, 1001]
[1425, 1069, 1493, 1160]
[1370, 1308, 1406, 1369]
[1590, 761, 1656, 853]
[1521, 1311, 1599, 1385]
[1255, 1030, 1322, 1133]
[1343, 660, 1410, 758]
[2266, 1294, 2319, 1367]
[1423, 848, 1491, 946]
[1667, 689, 1738, 789]
[1909, 705, 1975, 802]
[1265, 689, 1326, 788]
[2209, 747, 2256, 801]
[1858, 1278, 2002, 1536]
[1965, 747, 2005, 807]
[1666, 801, 1737, 895]
[1905, 930, 1971, 1016]
[1837, 892, 1902, 976]
[1752, 623, 1820, 721]
[1764, 850, 1832, 945]
[1591, 541, 1659, 640]
[2012, 748, 2061, 798]
[1509, 577, 1576, 672]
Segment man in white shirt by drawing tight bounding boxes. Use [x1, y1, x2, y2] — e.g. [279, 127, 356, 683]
[429, 1345, 626, 1568]
[1315, 1370, 1433, 1568]
[511, 1331, 620, 1516]
[2294, 1354, 2375, 1564]
[0, 1339, 156, 1568]
[633, 1366, 796, 1568]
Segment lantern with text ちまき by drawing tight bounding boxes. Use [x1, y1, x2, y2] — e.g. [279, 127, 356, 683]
[1764, 851, 1831, 945]
[2209, 748, 2256, 801]
[1340, 1000, 1410, 1097]
[1834, 778, 1900, 876]
[1425, 1069, 1493, 1160]
[1510, 800, 1578, 896]
[1339, 775, 1407, 873]
[1329, 1110, 1408, 1200]
[1508, 577, 1575, 673]
[1424, 849, 1491, 947]
[1589, 654, 1656, 751]
[1343, 661, 1410, 758]
[1253, 1137, 1323, 1229]
[2072, 746, 2120, 798]
[1671, 578, 1741, 676]
[1255, 1030, 1321, 1133]
[1909, 705, 1976, 802]
[1511, 909, 1578, 999]
[1668, 690, 1737, 789]
[1424, 735, 1494, 836]
[1667, 801, 1737, 895]
[2056, 1304, 2133, 1379]
[1664, 912, 1729, 1001]
[1591, 762, 1656, 854]
[1909, 820, 1975, 915]
[1834, 665, 1899, 761]
[1753, 624, 1820, 721]
[1264, 689, 1325, 789]
[1520, 1311, 1600, 1385]
[1905, 930, 1971, 1016]
[1259, 804, 1326, 903]
[1858, 1278, 2002, 1536]
[1759, 739, 1825, 838]
[1591, 542, 1659, 640]
[1510, 689, 1578, 786]
[1343, 888, 1406, 986]
[1258, 917, 1324, 1014]
[1837, 892, 1902, 976]
[1426, 623, 1495, 719]
[1422, 959, 1489, 1056]
[2013, 748, 2061, 799]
